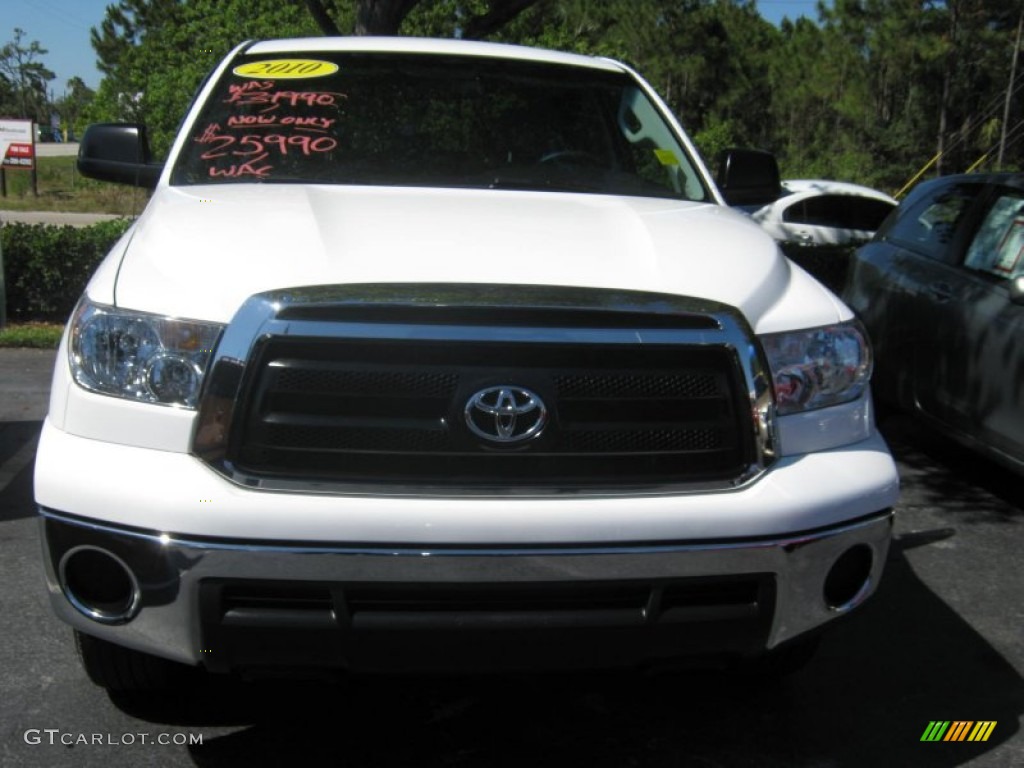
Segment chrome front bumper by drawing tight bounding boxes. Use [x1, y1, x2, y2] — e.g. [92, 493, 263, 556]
[40, 508, 893, 671]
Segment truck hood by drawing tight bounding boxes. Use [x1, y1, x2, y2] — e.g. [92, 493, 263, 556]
[108, 185, 843, 332]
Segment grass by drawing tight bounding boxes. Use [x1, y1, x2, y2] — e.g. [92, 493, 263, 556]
[0, 155, 149, 215]
[0, 322, 64, 349]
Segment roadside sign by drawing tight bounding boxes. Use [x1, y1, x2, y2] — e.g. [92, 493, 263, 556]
[0, 119, 35, 171]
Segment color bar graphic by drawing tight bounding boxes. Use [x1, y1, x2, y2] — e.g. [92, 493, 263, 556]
[921, 721, 996, 742]
[945, 722, 973, 741]
[921, 721, 950, 741]
[967, 722, 997, 742]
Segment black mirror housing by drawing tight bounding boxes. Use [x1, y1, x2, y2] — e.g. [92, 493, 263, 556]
[77, 123, 163, 189]
[714, 148, 781, 208]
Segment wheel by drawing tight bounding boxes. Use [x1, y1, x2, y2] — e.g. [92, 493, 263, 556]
[74, 630, 187, 692]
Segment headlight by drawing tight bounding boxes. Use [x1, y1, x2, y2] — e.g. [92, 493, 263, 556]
[760, 321, 872, 415]
[69, 300, 223, 408]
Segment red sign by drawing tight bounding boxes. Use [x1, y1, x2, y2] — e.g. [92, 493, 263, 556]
[2, 141, 35, 170]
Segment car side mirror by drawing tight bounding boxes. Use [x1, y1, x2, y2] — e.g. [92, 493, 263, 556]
[1010, 275, 1024, 306]
[77, 123, 163, 189]
[713, 148, 781, 208]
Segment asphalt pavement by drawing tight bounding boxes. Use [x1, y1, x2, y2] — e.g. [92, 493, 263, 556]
[0, 348, 1021, 767]
[34, 143, 80, 158]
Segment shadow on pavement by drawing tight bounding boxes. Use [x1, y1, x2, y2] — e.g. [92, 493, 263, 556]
[880, 412, 1024, 517]
[102, 542, 1022, 768]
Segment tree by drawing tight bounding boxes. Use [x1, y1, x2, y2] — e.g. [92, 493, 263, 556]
[0, 28, 55, 122]
[54, 77, 95, 139]
[91, 0, 182, 78]
[932, 0, 1022, 174]
[87, 0, 319, 155]
[303, 0, 545, 38]
[762, 0, 1024, 187]
[608, 0, 778, 161]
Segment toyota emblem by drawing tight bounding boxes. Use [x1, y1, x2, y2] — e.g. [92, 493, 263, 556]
[464, 386, 548, 444]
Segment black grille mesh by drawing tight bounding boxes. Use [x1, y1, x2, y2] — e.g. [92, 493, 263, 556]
[275, 368, 458, 398]
[229, 336, 753, 488]
[560, 428, 723, 453]
[263, 424, 451, 453]
[555, 373, 720, 399]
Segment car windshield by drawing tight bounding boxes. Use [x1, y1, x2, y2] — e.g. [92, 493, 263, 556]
[171, 52, 709, 201]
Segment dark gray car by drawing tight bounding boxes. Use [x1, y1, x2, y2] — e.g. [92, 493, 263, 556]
[844, 173, 1024, 474]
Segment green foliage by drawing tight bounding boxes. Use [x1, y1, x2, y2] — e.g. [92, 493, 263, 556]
[769, 0, 1023, 188]
[54, 77, 96, 139]
[693, 120, 739, 168]
[1, 219, 132, 321]
[493, 0, 629, 58]
[87, 0, 319, 157]
[0, 322, 63, 349]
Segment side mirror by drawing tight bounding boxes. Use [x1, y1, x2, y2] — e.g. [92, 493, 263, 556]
[713, 147, 781, 208]
[1010, 275, 1024, 306]
[77, 123, 163, 189]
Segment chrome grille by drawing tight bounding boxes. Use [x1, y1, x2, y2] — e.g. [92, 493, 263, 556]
[192, 284, 776, 494]
[230, 339, 750, 488]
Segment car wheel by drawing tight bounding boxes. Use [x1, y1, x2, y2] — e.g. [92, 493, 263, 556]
[74, 630, 188, 692]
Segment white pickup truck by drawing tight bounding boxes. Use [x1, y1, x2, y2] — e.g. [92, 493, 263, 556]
[36, 37, 898, 690]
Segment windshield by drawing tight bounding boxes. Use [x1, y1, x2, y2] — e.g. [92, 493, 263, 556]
[171, 52, 709, 201]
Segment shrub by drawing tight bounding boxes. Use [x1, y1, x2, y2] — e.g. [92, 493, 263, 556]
[1, 219, 132, 322]
[0, 322, 64, 348]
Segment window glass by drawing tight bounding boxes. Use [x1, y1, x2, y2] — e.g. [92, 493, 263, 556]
[846, 197, 896, 231]
[170, 52, 708, 201]
[781, 195, 895, 231]
[783, 195, 843, 226]
[885, 183, 978, 261]
[780, 198, 805, 224]
[964, 192, 1024, 279]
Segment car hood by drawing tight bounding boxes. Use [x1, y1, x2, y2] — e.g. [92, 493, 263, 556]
[106, 184, 843, 332]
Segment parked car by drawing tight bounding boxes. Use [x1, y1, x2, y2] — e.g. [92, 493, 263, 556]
[37, 37, 898, 691]
[753, 180, 898, 248]
[749, 180, 897, 294]
[844, 173, 1024, 474]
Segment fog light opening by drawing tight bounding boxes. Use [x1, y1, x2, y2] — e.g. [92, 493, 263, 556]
[59, 546, 141, 624]
[824, 544, 873, 611]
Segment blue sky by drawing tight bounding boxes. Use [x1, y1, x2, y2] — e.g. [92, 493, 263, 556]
[4, 0, 825, 95]
[5, 0, 110, 93]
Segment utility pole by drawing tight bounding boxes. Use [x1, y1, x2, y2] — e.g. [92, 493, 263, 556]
[998, 8, 1023, 170]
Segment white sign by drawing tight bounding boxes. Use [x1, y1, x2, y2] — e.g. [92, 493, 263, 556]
[0, 119, 35, 170]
